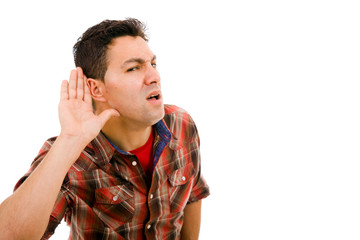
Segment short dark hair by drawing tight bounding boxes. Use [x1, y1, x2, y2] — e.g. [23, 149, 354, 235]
[73, 18, 148, 81]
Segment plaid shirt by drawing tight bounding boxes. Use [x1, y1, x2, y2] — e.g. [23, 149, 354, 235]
[14, 105, 210, 240]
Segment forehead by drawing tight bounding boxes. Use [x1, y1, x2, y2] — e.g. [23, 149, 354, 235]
[106, 36, 154, 63]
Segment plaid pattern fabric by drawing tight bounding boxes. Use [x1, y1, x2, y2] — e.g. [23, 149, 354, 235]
[14, 105, 210, 240]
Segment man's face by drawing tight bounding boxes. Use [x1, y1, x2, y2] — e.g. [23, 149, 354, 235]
[100, 36, 164, 127]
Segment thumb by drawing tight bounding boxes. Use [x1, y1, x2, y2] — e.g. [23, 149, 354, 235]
[98, 108, 120, 125]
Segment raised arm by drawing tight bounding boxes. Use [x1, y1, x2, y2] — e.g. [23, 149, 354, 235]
[0, 68, 119, 240]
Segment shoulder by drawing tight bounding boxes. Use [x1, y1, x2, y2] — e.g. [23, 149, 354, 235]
[163, 104, 197, 132]
[163, 104, 200, 148]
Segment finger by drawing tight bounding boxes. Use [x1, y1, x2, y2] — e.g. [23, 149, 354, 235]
[60, 80, 69, 100]
[84, 76, 92, 104]
[98, 109, 120, 126]
[68, 69, 77, 99]
[76, 67, 85, 100]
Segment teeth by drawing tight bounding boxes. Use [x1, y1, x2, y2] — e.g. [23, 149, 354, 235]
[148, 95, 158, 99]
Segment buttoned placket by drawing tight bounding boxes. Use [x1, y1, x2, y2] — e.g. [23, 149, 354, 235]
[145, 128, 173, 240]
[99, 120, 173, 239]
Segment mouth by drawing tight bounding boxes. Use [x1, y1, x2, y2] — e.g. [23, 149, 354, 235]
[146, 90, 161, 101]
[147, 94, 160, 100]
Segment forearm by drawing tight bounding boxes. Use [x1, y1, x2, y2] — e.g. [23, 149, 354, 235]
[0, 135, 87, 240]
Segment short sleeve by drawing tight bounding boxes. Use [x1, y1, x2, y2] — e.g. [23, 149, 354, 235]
[187, 117, 210, 204]
[40, 189, 69, 240]
[188, 156, 210, 204]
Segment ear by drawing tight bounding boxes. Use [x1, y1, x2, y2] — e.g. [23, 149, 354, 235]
[87, 78, 107, 102]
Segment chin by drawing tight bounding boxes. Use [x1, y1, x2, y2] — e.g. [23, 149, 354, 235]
[147, 108, 165, 125]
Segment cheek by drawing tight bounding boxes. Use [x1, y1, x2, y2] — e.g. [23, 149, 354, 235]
[104, 76, 143, 104]
[107, 84, 140, 106]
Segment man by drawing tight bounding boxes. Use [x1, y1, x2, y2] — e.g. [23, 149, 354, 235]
[0, 18, 209, 239]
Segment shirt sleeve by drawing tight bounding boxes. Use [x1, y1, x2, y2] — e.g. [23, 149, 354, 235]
[187, 120, 210, 204]
[40, 189, 70, 240]
[188, 155, 210, 204]
[13, 137, 70, 239]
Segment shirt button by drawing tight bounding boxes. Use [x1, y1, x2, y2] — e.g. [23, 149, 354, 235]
[150, 194, 154, 199]
[181, 176, 186, 181]
[147, 224, 151, 230]
[113, 195, 118, 201]
[132, 161, 137, 166]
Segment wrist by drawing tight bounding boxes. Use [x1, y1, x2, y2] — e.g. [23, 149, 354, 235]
[55, 134, 90, 159]
[44, 134, 90, 169]
[58, 132, 92, 147]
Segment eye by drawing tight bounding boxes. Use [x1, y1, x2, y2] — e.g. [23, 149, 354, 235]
[127, 66, 139, 72]
[151, 63, 157, 68]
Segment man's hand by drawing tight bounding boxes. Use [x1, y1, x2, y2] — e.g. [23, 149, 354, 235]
[58, 67, 119, 144]
[0, 68, 119, 240]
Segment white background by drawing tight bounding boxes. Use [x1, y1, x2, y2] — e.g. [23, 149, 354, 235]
[0, 0, 360, 239]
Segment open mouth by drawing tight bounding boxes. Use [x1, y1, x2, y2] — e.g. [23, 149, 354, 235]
[147, 93, 160, 100]
[147, 94, 160, 100]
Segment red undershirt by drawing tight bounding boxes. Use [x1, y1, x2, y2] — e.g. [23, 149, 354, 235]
[129, 127, 154, 182]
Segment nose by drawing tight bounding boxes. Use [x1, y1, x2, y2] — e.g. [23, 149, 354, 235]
[144, 63, 160, 86]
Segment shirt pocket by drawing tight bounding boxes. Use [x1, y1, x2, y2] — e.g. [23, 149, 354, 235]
[94, 184, 135, 230]
[167, 163, 195, 213]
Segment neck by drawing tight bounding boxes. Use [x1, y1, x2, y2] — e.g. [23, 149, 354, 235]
[101, 117, 153, 152]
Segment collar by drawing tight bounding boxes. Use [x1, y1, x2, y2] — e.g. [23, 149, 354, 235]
[90, 120, 173, 165]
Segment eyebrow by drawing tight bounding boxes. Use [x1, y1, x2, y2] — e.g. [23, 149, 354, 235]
[121, 55, 157, 68]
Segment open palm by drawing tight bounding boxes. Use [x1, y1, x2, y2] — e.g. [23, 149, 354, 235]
[58, 68, 119, 144]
